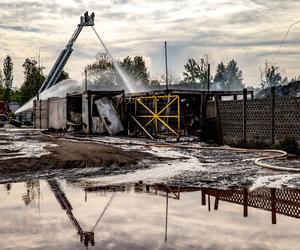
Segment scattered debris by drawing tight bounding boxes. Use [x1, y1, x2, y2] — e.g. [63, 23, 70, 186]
[0, 129, 299, 188]
[256, 81, 300, 98]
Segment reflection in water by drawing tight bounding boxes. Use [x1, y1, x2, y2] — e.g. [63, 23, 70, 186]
[0, 180, 300, 249]
[48, 180, 116, 248]
[201, 187, 300, 224]
[85, 182, 300, 221]
[49, 180, 91, 248]
[82, 183, 300, 245]
[22, 180, 40, 207]
[4, 183, 11, 193]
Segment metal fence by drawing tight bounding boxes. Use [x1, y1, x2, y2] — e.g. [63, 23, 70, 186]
[204, 187, 300, 222]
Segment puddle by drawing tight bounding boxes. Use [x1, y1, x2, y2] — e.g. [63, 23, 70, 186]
[0, 129, 300, 249]
[0, 179, 299, 249]
[0, 129, 57, 160]
[59, 135, 300, 189]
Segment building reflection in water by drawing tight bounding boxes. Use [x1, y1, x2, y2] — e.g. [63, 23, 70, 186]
[22, 180, 40, 210]
[4, 183, 12, 193]
[46, 180, 300, 248]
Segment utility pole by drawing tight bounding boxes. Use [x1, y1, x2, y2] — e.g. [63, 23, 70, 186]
[37, 48, 41, 100]
[165, 41, 168, 92]
[84, 68, 88, 91]
[207, 63, 210, 91]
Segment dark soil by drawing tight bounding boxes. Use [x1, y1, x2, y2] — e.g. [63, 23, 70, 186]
[0, 133, 153, 177]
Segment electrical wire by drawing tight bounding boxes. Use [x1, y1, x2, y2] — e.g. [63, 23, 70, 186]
[91, 192, 116, 232]
[270, 21, 300, 64]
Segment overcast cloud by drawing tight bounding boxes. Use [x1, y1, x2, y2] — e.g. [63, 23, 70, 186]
[1, 0, 300, 87]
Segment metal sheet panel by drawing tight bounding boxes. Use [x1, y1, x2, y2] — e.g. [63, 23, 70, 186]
[95, 97, 124, 135]
[92, 116, 106, 134]
[48, 98, 67, 129]
[34, 100, 48, 129]
[82, 93, 89, 133]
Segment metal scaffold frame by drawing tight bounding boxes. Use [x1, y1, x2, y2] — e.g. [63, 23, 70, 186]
[134, 95, 180, 138]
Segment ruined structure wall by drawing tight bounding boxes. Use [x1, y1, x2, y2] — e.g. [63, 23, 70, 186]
[48, 98, 67, 130]
[33, 100, 48, 129]
[82, 93, 90, 134]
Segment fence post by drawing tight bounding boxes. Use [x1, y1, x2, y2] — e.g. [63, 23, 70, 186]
[201, 93, 207, 137]
[201, 188, 206, 205]
[215, 93, 223, 144]
[243, 88, 247, 143]
[271, 86, 275, 145]
[33, 100, 36, 128]
[87, 91, 92, 134]
[271, 188, 276, 224]
[243, 188, 248, 217]
[39, 100, 42, 129]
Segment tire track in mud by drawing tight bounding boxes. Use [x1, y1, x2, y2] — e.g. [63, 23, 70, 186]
[1, 130, 300, 188]
[65, 136, 300, 189]
[0, 130, 158, 184]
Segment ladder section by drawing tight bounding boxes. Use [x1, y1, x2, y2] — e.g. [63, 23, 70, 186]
[38, 11, 95, 94]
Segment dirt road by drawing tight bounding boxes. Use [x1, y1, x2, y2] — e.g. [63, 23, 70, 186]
[0, 129, 153, 182]
[1, 129, 300, 188]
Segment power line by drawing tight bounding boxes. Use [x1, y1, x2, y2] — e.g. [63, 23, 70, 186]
[158, 44, 165, 74]
[271, 21, 300, 64]
[91, 193, 116, 232]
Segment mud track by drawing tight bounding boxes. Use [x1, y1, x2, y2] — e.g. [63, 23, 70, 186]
[0, 130, 154, 180]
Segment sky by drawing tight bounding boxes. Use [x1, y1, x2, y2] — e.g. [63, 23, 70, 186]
[1, 0, 300, 88]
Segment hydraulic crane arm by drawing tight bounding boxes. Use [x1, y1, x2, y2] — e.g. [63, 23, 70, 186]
[48, 179, 84, 235]
[38, 11, 95, 94]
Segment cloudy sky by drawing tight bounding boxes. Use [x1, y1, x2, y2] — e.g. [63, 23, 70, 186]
[1, 0, 300, 88]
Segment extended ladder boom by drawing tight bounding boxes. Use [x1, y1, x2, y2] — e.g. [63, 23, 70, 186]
[48, 180, 84, 235]
[38, 11, 95, 94]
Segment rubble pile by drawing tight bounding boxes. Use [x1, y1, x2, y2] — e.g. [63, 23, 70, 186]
[256, 81, 300, 98]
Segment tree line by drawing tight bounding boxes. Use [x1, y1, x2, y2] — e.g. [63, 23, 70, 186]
[0, 56, 69, 104]
[86, 53, 246, 91]
[0, 53, 294, 105]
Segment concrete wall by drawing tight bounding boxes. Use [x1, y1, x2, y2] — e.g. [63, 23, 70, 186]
[218, 96, 300, 145]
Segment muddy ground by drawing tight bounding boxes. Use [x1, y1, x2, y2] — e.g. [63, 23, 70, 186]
[0, 129, 156, 183]
[0, 128, 300, 188]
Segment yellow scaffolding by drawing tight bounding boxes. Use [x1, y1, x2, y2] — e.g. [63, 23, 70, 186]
[134, 95, 180, 138]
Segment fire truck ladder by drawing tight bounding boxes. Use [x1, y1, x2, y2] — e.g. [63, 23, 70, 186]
[48, 179, 115, 248]
[38, 11, 95, 94]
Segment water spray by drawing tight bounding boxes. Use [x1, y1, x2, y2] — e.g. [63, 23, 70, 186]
[91, 26, 135, 93]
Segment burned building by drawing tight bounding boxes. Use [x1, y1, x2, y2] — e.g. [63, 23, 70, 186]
[34, 90, 125, 135]
[34, 87, 251, 143]
[127, 89, 251, 141]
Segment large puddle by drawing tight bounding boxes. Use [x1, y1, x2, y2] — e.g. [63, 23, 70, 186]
[0, 179, 299, 249]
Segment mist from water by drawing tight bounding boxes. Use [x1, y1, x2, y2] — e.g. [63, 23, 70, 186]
[91, 26, 140, 93]
[15, 79, 82, 113]
[16, 26, 149, 114]
[15, 69, 146, 114]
